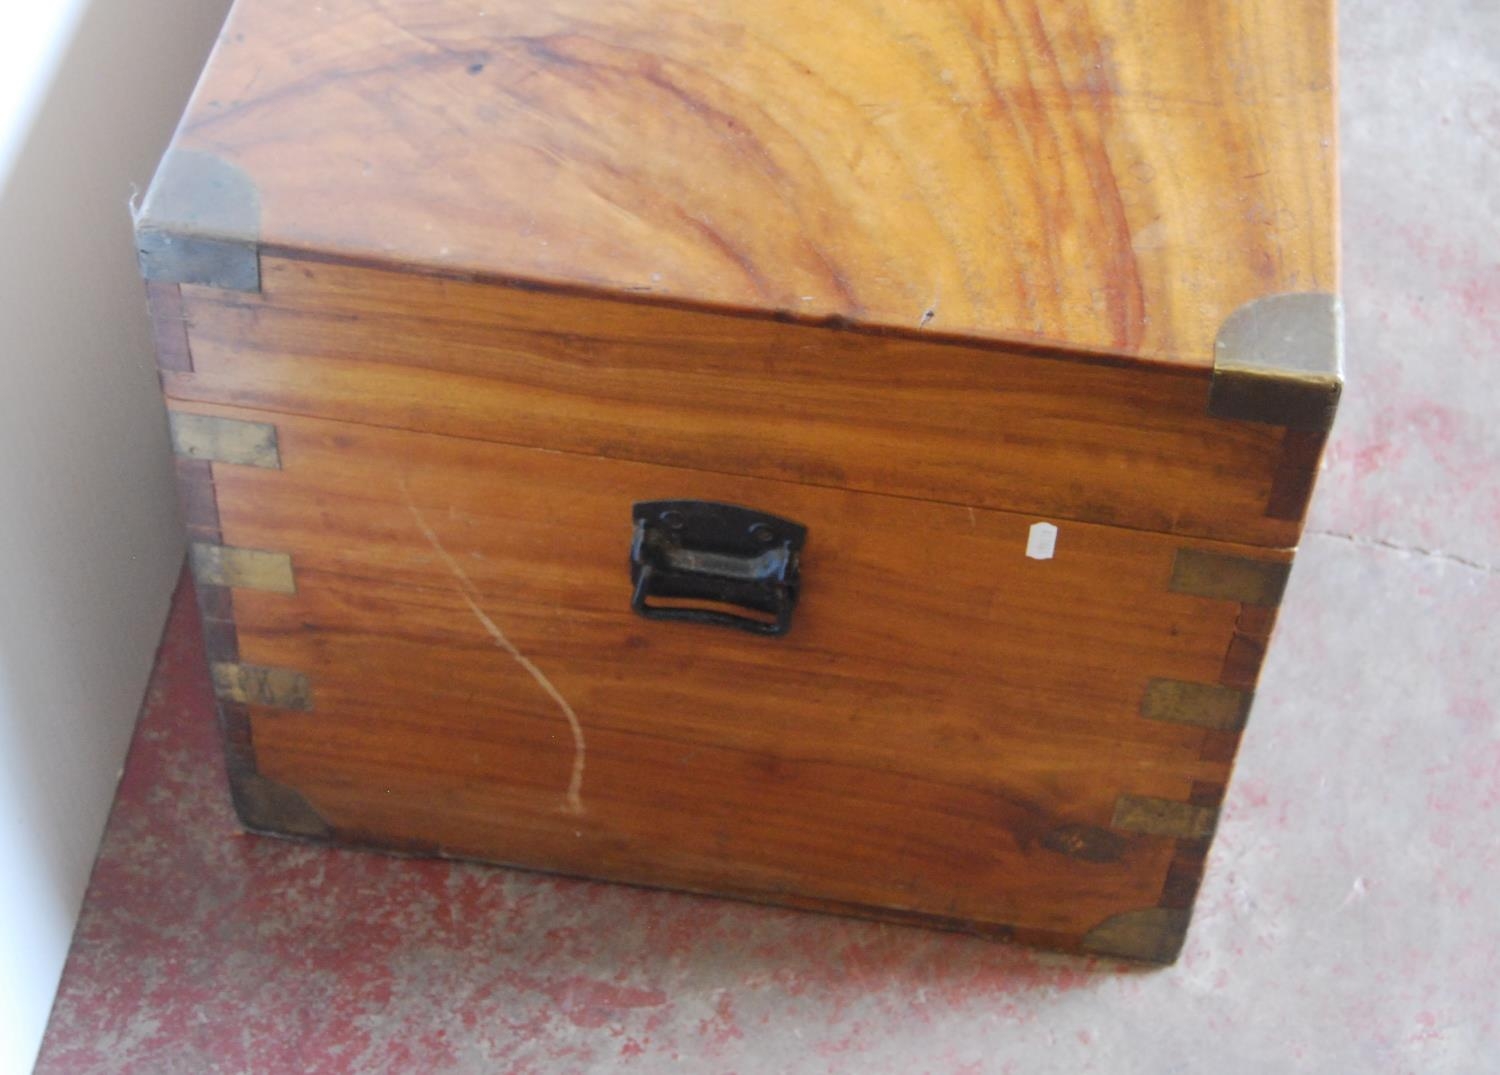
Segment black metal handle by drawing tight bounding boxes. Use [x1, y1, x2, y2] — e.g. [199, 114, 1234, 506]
[630, 500, 807, 636]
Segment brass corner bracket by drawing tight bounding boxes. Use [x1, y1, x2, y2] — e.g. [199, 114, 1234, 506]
[135, 148, 261, 291]
[1082, 907, 1192, 964]
[1209, 292, 1344, 432]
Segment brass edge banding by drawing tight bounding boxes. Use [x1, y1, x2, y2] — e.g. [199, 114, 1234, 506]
[1141, 678, 1252, 731]
[135, 149, 261, 291]
[1111, 794, 1218, 840]
[168, 412, 281, 468]
[189, 543, 297, 595]
[211, 662, 314, 711]
[1170, 548, 1290, 607]
[1209, 292, 1344, 431]
[1081, 908, 1191, 964]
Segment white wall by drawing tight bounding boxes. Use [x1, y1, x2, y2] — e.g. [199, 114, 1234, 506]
[0, 0, 232, 1068]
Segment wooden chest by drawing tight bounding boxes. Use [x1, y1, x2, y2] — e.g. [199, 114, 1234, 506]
[136, 0, 1339, 962]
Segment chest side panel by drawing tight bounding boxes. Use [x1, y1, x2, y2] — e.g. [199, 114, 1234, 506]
[162, 257, 1312, 547]
[171, 399, 1290, 960]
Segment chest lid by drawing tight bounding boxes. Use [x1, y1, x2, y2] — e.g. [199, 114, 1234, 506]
[137, 0, 1337, 371]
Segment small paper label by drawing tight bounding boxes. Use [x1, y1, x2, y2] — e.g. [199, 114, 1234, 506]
[1026, 522, 1058, 560]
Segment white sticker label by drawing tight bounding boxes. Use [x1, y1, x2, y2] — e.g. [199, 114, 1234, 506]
[1026, 522, 1058, 560]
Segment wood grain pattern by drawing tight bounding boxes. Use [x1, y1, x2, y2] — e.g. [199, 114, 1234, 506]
[158, 0, 1335, 366]
[172, 399, 1290, 940]
[164, 256, 1310, 546]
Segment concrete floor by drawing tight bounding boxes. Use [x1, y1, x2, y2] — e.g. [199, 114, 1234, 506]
[34, 2, 1500, 1072]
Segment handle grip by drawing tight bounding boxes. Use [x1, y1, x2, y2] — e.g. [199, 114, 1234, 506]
[629, 500, 807, 637]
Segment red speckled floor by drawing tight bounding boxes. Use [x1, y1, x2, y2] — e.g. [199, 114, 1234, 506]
[34, 2, 1500, 1071]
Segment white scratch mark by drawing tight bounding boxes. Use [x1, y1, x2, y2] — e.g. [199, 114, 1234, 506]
[401, 482, 585, 815]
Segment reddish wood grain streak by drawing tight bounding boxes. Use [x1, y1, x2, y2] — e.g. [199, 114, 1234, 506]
[1017, 1, 1146, 351]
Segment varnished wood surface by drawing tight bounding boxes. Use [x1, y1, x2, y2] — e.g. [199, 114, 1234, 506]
[166, 256, 1311, 546]
[162, 0, 1336, 365]
[177, 399, 1290, 938]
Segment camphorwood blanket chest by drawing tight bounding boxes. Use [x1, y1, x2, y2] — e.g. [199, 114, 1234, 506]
[137, 0, 1340, 962]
